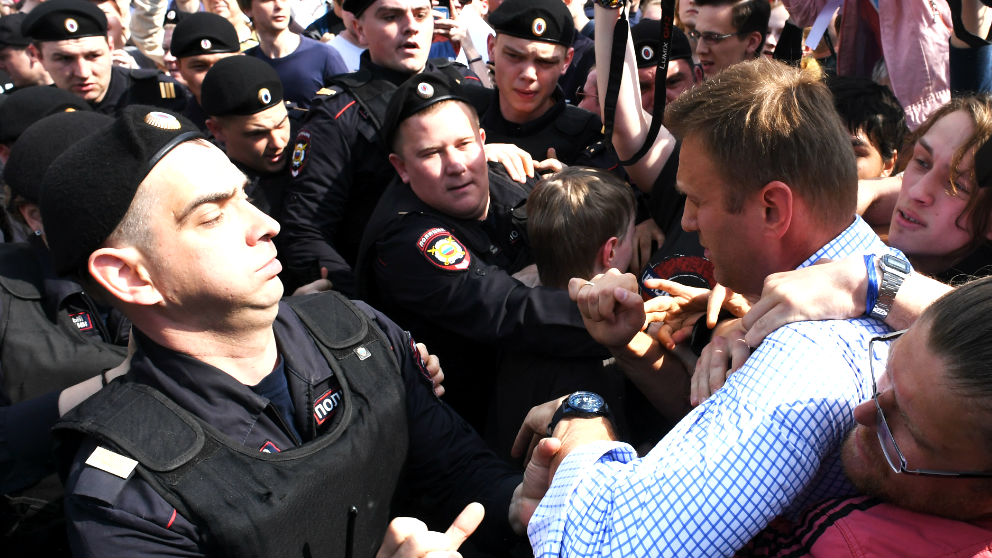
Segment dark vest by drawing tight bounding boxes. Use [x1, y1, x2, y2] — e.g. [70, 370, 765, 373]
[0, 243, 127, 405]
[56, 293, 409, 558]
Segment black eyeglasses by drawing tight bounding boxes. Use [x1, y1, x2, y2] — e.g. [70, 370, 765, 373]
[574, 86, 598, 104]
[868, 330, 992, 478]
[687, 29, 744, 44]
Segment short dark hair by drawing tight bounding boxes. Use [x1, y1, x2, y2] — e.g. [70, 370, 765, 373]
[695, 0, 769, 54]
[927, 276, 992, 406]
[828, 75, 907, 163]
[527, 167, 636, 288]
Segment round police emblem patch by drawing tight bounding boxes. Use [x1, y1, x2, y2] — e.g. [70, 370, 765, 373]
[167, 9, 176, 19]
[64, 18, 78, 33]
[416, 82, 434, 99]
[200, 38, 212, 50]
[143, 111, 182, 130]
[258, 87, 272, 105]
[418, 228, 471, 271]
[290, 130, 311, 178]
[532, 17, 547, 36]
[640, 45, 654, 61]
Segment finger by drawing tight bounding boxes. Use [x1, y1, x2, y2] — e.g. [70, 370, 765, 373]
[546, 147, 557, 161]
[444, 502, 485, 550]
[511, 416, 540, 459]
[670, 323, 694, 345]
[521, 151, 535, 178]
[706, 336, 729, 397]
[500, 154, 525, 183]
[377, 517, 428, 558]
[706, 284, 727, 328]
[655, 323, 676, 351]
[728, 337, 750, 373]
[524, 434, 539, 465]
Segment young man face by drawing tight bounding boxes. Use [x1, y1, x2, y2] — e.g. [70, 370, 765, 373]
[177, 51, 239, 101]
[208, 102, 292, 174]
[487, 33, 573, 124]
[34, 36, 112, 103]
[389, 101, 491, 221]
[354, 0, 433, 74]
[842, 322, 992, 521]
[249, 0, 292, 34]
[0, 45, 50, 87]
[638, 58, 700, 112]
[694, 4, 760, 79]
[123, 141, 284, 323]
[887, 110, 983, 275]
[849, 128, 893, 180]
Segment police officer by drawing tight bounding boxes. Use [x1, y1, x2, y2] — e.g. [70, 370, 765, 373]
[169, 11, 241, 130]
[22, 0, 190, 116]
[358, 71, 607, 432]
[0, 109, 127, 555]
[278, 0, 479, 295]
[201, 56, 294, 218]
[0, 13, 52, 92]
[44, 105, 533, 557]
[469, 0, 617, 169]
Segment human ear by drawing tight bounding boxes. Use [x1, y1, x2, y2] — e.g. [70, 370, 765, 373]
[759, 181, 793, 239]
[88, 247, 163, 306]
[388, 153, 410, 183]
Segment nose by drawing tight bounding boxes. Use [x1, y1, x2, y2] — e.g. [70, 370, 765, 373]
[904, 171, 938, 206]
[852, 398, 876, 427]
[270, 128, 288, 150]
[247, 201, 281, 243]
[680, 201, 697, 232]
[443, 146, 468, 175]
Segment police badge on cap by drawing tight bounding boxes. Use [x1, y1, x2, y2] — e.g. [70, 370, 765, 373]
[64, 18, 78, 32]
[200, 56, 283, 117]
[489, 0, 574, 46]
[532, 17, 546, 36]
[416, 82, 434, 99]
[22, 0, 109, 42]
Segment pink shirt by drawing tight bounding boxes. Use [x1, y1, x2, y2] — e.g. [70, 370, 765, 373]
[783, 0, 951, 129]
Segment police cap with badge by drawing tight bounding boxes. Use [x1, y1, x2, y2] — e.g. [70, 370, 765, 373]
[41, 106, 204, 276]
[21, 0, 108, 42]
[0, 13, 31, 49]
[489, 0, 575, 47]
[200, 55, 283, 117]
[170, 11, 240, 59]
[380, 70, 471, 151]
[0, 86, 91, 145]
[632, 19, 691, 68]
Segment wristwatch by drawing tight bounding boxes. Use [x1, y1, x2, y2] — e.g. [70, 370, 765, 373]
[869, 254, 910, 321]
[547, 391, 612, 436]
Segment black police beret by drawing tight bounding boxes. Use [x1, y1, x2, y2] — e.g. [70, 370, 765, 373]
[631, 19, 692, 68]
[0, 86, 92, 144]
[341, 0, 374, 17]
[490, 0, 574, 47]
[41, 105, 204, 276]
[4, 111, 112, 203]
[164, 7, 189, 27]
[170, 12, 240, 58]
[22, 0, 108, 42]
[381, 70, 471, 150]
[201, 56, 283, 117]
[0, 14, 31, 48]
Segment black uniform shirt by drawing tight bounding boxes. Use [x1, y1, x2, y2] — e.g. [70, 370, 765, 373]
[61, 299, 521, 556]
[91, 66, 191, 117]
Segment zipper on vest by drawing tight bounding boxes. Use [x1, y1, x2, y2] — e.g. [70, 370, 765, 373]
[345, 505, 358, 558]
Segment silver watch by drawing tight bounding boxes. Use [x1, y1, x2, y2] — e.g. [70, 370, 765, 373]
[869, 254, 910, 321]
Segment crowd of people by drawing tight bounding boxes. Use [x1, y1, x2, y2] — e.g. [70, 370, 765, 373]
[0, 0, 991, 555]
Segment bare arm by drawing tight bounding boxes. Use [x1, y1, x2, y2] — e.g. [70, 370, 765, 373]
[594, 4, 677, 192]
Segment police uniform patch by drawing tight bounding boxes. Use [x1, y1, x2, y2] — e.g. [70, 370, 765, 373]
[65, 17, 78, 33]
[201, 38, 212, 50]
[313, 388, 342, 425]
[258, 87, 272, 105]
[416, 82, 434, 98]
[532, 17, 547, 36]
[259, 441, 281, 453]
[290, 130, 311, 178]
[418, 228, 471, 271]
[640, 45, 654, 61]
[70, 311, 94, 331]
[144, 111, 181, 130]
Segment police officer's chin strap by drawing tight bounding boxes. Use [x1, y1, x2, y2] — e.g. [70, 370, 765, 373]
[601, 0, 675, 166]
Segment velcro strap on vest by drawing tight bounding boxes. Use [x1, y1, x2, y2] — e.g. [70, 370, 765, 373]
[285, 291, 368, 350]
[55, 381, 205, 472]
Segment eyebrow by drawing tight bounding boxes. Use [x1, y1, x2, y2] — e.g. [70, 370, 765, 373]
[174, 181, 246, 226]
[918, 137, 934, 156]
[246, 114, 290, 133]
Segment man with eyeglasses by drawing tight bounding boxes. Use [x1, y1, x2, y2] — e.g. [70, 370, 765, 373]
[692, 0, 768, 79]
[742, 276, 992, 556]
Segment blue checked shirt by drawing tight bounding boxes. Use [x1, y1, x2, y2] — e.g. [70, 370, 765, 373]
[528, 217, 904, 557]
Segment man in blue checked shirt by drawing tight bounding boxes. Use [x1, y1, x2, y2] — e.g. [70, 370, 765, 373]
[520, 57, 907, 557]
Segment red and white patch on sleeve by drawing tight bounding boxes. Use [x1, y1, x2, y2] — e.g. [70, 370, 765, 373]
[290, 130, 311, 178]
[417, 227, 471, 271]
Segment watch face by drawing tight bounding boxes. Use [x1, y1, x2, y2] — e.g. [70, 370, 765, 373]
[882, 254, 911, 274]
[568, 391, 605, 412]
